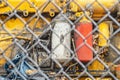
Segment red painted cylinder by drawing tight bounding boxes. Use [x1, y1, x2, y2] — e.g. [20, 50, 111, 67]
[74, 21, 93, 62]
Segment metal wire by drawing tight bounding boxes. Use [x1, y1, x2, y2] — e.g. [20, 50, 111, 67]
[0, 0, 120, 80]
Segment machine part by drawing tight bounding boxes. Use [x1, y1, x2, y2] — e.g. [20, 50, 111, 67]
[0, 39, 12, 67]
[4, 53, 41, 79]
[4, 53, 22, 74]
[0, 1, 8, 8]
[33, 33, 51, 67]
[88, 60, 104, 75]
[0, 17, 44, 67]
[0, 76, 10, 80]
[0, 18, 24, 66]
[25, 70, 37, 75]
[52, 17, 71, 62]
[56, 0, 67, 7]
[75, 12, 83, 18]
[23, 10, 29, 17]
[4, 18, 44, 34]
[111, 33, 120, 50]
[98, 21, 111, 47]
[0, 0, 118, 20]
[0, 0, 62, 14]
[29, 77, 45, 80]
[117, 4, 120, 17]
[20, 60, 35, 77]
[0, 0, 45, 14]
[49, 11, 55, 17]
[84, 77, 112, 80]
[70, 0, 118, 20]
[115, 65, 120, 79]
[49, 9, 55, 17]
[36, 51, 51, 67]
[105, 33, 120, 63]
[74, 15, 93, 62]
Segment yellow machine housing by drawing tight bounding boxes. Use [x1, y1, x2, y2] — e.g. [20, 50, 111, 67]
[0, 0, 118, 20]
[70, 0, 118, 20]
[98, 21, 110, 47]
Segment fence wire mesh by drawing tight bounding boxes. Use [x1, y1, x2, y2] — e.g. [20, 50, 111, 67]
[0, 0, 120, 80]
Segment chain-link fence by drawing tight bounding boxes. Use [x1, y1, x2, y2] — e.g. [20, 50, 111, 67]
[0, 0, 120, 80]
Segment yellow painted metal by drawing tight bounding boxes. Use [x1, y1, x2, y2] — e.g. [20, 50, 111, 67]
[98, 22, 110, 47]
[70, 0, 118, 20]
[0, 19, 23, 66]
[79, 77, 112, 80]
[78, 77, 112, 80]
[0, 0, 118, 18]
[88, 60, 104, 71]
[5, 18, 24, 32]
[0, 0, 66, 14]
[0, 39, 12, 67]
[70, 0, 118, 12]
[88, 60, 105, 77]
[0, 0, 47, 14]
[2, 17, 47, 34]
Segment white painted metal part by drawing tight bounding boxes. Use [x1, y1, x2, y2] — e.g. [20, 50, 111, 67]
[52, 21, 71, 62]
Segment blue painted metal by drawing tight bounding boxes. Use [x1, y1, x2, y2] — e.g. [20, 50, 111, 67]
[4, 53, 35, 79]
